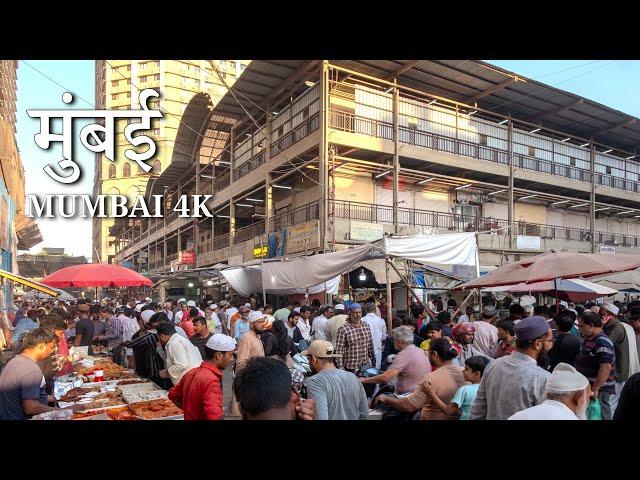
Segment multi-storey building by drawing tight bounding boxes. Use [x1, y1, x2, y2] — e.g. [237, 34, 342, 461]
[92, 60, 250, 265]
[113, 60, 640, 300]
[0, 60, 42, 315]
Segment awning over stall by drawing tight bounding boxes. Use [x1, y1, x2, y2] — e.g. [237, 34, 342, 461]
[0, 268, 59, 297]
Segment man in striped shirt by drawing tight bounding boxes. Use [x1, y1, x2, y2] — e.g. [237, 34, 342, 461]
[335, 303, 375, 373]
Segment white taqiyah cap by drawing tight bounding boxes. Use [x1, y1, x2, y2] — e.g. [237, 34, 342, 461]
[245, 303, 252, 308]
[178, 298, 187, 303]
[141, 310, 155, 323]
[293, 307, 301, 313]
[603, 303, 619, 316]
[187, 300, 196, 307]
[547, 363, 589, 393]
[334, 304, 345, 311]
[205, 333, 236, 352]
[135, 304, 144, 313]
[248, 311, 265, 323]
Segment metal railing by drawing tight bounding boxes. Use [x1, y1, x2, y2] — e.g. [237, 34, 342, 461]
[213, 234, 230, 249]
[330, 109, 640, 194]
[270, 113, 320, 158]
[270, 202, 320, 231]
[330, 110, 393, 141]
[214, 171, 231, 192]
[234, 221, 266, 243]
[332, 200, 640, 248]
[233, 151, 265, 181]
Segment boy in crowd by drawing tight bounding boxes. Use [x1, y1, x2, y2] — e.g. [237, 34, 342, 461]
[422, 355, 491, 420]
[494, 319, 516, 358]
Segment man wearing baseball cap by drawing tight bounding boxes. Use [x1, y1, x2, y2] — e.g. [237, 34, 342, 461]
[470, 315, 552, 420]
[169, 333, 236, 420]
[508, 362, 590, 420]
[302, 340, 368, 420]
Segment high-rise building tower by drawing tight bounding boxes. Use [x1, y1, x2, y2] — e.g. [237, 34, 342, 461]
[0, 60, 18, 132]
[92, 60, 250, 264]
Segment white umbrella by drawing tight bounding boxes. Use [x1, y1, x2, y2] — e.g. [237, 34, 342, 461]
[482, 277, 617, 302]
[589, 269, 640, 293]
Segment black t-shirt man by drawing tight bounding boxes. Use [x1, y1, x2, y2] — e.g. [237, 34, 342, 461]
[75, 317, 95, 355]
[548, 332, 582, 371]
[189, 333, 213, 359]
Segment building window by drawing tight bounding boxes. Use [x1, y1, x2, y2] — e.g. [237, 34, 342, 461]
[126, 92, 131, 99]
[528, 146, 536, 157]
[123, 162, 131, 177]
[240, 64, 247, 72]
[111, 80, 119, 87]
[479, 133, 488, 146]
[111, 93, 119, 100]
[229, 61, 236, 69]
[108, 164, 116, 179]
[570, 157, 577, 166]
[303, 106, 310, 120]
[140, 76, 148, 83]
[152, 128, 160, 135]
[127, 65, 131, 72]
[606, 166, 612, 175]
[154, 74, 160, 81]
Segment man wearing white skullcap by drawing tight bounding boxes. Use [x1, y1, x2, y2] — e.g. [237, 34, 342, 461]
[508, 363, 591, 420]
[600, 301, 632, 414]
[168, 333, 236, 420]
[230, 310, 266, 417]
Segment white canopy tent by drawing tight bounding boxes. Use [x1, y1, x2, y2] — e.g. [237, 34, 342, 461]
[219, 233, 478, 296]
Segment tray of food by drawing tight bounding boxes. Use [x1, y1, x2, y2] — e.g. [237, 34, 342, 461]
[32, 409, 75, 420]
[76, 360, 135, 381]
[118, 381, 162, 395]
[122, 389, 168, 404]
[127, 399, 183, 420]
[59, 386, 102, 402]
[116, 378, 147, 386]
[71, 402, 128, 419]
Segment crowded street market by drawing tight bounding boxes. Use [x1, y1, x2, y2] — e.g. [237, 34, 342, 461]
[1, 242, 640, 422]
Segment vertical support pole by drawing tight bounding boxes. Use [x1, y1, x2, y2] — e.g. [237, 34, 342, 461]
[590, 140, 596, 253]
[266, 173, 273, 234]
[319, 61, 330, 253]
[229, 199, 236, 246]
[385, 257, 393, 335]
[393, 81, 400, 234]
[507, 116, 514, 251]
[195, 151, 201, 268]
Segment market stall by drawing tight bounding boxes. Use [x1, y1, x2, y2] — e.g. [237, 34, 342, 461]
[34, 354, 183, 421]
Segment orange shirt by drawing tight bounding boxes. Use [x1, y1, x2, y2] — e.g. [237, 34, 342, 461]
[406, 363, 466, 420]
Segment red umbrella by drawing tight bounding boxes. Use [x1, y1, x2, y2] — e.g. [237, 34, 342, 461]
[42, 264, 153, 288]
[456, 251, 640, 290]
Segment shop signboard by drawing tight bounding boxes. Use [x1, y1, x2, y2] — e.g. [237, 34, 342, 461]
[178, 250, 196, 265]
[286, 220, 320, 254]
[516, 235, 541, 251]
[350, 221, 384, 242]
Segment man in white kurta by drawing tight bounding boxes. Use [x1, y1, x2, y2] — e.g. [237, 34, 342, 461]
[157, 322, 202, 385]
[508, 363, 590, 420]
[362, 302, 387, 369]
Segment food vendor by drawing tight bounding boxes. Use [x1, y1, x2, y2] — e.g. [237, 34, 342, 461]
[157, 322, 202, 385]
[168, 333, 236, 420]
[0, 328, 65, 420]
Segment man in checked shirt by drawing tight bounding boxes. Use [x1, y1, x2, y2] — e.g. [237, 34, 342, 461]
[335, 303, 376, 373]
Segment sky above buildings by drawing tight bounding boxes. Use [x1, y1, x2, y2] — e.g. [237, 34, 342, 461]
[14, 60, 640, 261]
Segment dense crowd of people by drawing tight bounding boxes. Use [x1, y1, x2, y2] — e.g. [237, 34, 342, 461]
[1, 292, 640, 421]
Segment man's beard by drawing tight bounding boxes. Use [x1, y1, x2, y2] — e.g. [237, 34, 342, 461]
[536, 349, 550, 368]
[576, 398, 588, 420]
